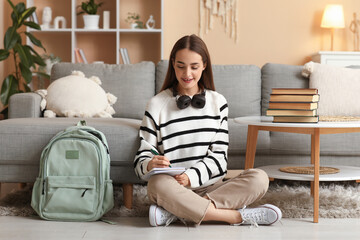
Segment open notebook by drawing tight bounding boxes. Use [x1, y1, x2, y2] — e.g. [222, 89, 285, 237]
[143, 167, 186, 181]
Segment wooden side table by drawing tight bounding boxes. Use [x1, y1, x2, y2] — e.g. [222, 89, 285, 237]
[312, 51, 360, 67]
[235, 116, 360, 223]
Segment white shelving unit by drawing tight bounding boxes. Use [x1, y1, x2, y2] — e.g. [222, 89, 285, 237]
[312, 51, 360, 67]
[26, 0, 163, 64]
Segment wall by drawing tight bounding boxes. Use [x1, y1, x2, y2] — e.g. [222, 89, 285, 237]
[164, 0, 360, 66]
[1, 0, 360, 83]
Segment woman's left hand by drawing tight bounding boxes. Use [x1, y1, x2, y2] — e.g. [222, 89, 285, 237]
[174, 173, 190, 187]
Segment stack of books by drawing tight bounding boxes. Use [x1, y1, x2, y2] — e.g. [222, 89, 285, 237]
[266, 88, 319, 123]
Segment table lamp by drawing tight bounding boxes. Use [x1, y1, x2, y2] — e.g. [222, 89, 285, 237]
[321, 4, 345, 51]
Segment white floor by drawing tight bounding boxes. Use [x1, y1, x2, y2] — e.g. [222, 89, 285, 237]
[0, 216, 360, 240]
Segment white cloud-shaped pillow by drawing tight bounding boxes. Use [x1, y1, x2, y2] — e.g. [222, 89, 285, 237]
[37, 71, 117, 118]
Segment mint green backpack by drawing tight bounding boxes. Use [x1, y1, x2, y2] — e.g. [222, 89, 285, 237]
[31, 121, 114, 221]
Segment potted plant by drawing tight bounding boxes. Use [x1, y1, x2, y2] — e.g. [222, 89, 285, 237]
[125, 12, 144, 29]
[0, 0, 46, 118]
[77, 0, 103, 30]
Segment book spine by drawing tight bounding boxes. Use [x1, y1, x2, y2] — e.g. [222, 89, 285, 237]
[74, 48, 83, 63]
[124, 48, 130, 64]
[271, 88, 318, 95]
[78, 48, 88, 64]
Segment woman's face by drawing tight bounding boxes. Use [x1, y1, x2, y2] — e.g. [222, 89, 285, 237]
[173, 48, 206, 96]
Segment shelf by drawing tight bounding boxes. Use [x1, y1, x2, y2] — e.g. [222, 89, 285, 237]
[26, 0, 164, 64]
[119, 29, 162, 33]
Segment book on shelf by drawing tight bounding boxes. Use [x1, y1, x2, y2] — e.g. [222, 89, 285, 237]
[124, 48, 130, 64]
[268, 102, 318, 110]
[74, 48, 83, 63]
[271, 88, 318, 95]
[78, 48, 88, 64]
[273, 116, 319, 123]
[120, 48, 126, 64]
[120, 48, 131, 64]
[269, 94, 320, 103]
[266, 109, 317, 117]
[74, 48, 88, 63]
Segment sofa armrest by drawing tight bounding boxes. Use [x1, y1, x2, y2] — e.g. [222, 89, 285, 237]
[8, 92, 42, 118]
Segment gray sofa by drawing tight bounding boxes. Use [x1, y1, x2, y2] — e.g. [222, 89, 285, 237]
[1, 61, 360, 207]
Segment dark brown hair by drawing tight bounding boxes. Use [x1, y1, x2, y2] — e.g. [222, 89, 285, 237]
[160, 34, 215, 92]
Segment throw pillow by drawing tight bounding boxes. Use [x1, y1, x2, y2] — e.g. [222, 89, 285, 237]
[302, 61, 360, 117]
[37, 71, 117, 118]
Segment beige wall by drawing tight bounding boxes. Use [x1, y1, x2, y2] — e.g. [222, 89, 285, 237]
[164, 0, 360, 66]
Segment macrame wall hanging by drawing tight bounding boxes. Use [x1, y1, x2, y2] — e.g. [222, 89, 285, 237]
[199, 0, 239, 43]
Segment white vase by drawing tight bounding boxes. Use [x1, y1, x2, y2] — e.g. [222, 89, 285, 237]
[131, 23, 138, 29]
[146, 15, 155, 29]
[83, 15, 100, 30]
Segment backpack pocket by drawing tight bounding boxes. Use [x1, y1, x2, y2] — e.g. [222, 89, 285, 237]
[43, 176, 97, 215]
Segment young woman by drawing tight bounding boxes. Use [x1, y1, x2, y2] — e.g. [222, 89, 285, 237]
[134, 34, 281, 227]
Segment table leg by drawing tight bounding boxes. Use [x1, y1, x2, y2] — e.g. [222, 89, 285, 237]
[311, 129, 320, 223]
[245, 125, 259, 169]
[311, 134, 315, 196]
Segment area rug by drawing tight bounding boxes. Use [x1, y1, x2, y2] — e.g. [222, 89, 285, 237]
[1, 181, 360, 218]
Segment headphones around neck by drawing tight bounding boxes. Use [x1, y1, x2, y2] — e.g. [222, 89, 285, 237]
[173, 90, 206, 109]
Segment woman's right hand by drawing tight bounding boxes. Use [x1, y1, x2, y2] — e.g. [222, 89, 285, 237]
[147, 155, 171, 171]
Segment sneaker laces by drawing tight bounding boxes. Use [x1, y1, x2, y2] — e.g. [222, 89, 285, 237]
[165, 215, 178, 227]
[238, 206, 266, 228]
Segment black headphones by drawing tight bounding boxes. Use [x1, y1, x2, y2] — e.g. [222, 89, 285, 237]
[173, 90, 206, 109]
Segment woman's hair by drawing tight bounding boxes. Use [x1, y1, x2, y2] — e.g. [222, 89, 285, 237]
[160, 34, 215, 92]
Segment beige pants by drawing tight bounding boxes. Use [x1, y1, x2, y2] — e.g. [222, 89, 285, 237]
[147, 168, 269, 224]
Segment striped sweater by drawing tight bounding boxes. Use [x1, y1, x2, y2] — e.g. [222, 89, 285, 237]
[134, 89, 229, 189]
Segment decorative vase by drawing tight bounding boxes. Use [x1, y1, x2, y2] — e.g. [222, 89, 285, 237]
[131, 23, 138, 29]
[83, 15, 100, 30]
[146, 15, 155, 29]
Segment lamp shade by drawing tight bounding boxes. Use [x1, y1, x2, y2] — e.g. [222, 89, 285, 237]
[321, 4, 345, 28]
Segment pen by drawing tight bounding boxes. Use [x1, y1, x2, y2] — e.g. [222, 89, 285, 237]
[150, 149, 172, 168]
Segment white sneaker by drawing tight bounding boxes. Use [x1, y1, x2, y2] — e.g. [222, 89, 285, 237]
[237, 204, 282, 226]
[149, 205, 177, 227]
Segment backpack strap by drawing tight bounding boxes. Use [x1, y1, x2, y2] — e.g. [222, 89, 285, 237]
[77, 120, 87, 127]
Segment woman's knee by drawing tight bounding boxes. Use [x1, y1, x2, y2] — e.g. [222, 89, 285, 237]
[147, 174, 173, 200]
[245, 168, 269, 192]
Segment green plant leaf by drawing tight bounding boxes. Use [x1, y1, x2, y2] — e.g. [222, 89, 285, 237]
[26, 45, 46, 66]
[19, 62, 32, 84]
[19, 7, 36, 26]
[30, 51, 46, 67]
[0, 49, 10, 61]
[4, 26, 20, 50]
[14, 44, 31, 67]
[24, 21, 41, 30]
[1, 74, 19, 105]
[25, 32, 45, 51]
[6, 0, 16, 10]
[14, 2, 26, 27]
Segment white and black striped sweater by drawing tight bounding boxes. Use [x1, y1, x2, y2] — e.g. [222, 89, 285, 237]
[134, 89, 229, 189]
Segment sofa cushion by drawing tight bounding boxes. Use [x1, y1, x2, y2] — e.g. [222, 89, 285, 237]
[51, 62, 156, 120]
[156, 60, 262, 118]
[261, 63, 308, 115]
[0, 118, 141, 167]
